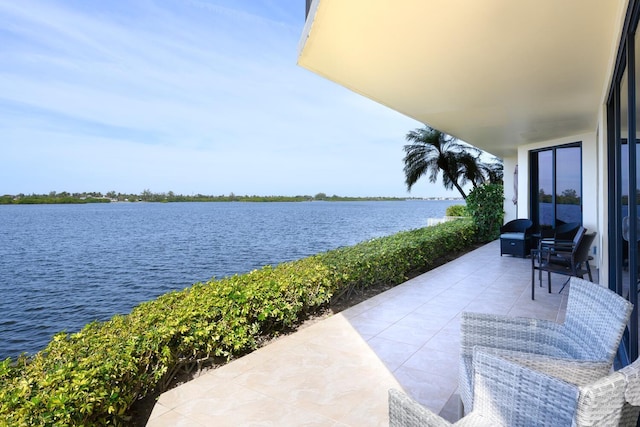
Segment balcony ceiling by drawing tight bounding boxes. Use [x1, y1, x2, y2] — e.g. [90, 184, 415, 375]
[298, 0, 626, 157]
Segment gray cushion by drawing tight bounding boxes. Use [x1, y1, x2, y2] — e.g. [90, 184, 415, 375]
[500, 233, 526, 240]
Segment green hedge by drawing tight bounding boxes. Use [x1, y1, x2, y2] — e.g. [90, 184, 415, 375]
[0, 219, 477, 426]
[445, 204, 468, 217]
[466, 184, 504, 242]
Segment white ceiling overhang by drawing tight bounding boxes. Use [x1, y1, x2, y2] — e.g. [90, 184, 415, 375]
[298, 0, 626, 158]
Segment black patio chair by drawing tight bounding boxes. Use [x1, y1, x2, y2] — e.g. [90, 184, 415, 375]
[531, 230, 596, 299]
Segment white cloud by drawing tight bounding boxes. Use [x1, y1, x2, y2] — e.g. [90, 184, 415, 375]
[0, 0, 461, 198]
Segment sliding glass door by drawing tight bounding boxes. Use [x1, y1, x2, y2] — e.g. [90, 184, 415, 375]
[607, 0, 640, 363]
[530, 144, 582, 232]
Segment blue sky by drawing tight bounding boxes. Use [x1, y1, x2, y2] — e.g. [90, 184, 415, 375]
[0, 0, 464, 198]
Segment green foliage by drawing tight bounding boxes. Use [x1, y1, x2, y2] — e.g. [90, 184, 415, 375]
[465, 184, 505, 242]
[0, 195, 110, 205]
[445, 205, 468, 217]
[556, 189, 581, 206]
[323, 219, 477, 298]
[0, 220, 477, 425]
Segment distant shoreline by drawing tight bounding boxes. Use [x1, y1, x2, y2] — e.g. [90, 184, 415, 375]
[0, 192, 463, 205]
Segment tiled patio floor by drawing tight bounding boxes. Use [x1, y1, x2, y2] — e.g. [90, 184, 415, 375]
[146, 240, 572, 426]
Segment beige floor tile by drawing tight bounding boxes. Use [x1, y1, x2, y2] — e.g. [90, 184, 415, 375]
[403, 347, 459, 383]
[366, 336, 422, 371]
[439, 393, 463, 423]
[463, 300, 514, 315]
[440, 317, 461, 335]
[423, 331, 460, 354]
[146, 409, 207, 427]
[297, 317, 384, 355]
[147, 402, 171, 421]
[156, 376, 221, 410]
[394, 366, 458, 413]
[346, 315, 393, 337]
[171, 384, 336, 426]
[395, 310, 453, 330]
[376, 321, 441, 345]
[422, 299, 469, 313]
[296, 378, 397, 427]
[350, 303, 414, 324]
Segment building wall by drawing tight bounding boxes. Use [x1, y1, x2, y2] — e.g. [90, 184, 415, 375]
[502, 156, 518, 223]
[596, 110, 609, 287]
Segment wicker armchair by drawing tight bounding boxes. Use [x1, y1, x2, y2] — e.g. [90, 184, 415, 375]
[459, 277, 633, 415]
[389, 349, 640, 427]
[620, 356, 640, 426]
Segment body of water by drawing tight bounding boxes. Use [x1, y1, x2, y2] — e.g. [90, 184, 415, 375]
[0, 200, 457, 359]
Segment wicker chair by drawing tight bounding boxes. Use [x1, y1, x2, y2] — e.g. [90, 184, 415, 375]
[620, 356, 640, 426]
[459, 277, 633, 415]
[389, 349, 640, 427]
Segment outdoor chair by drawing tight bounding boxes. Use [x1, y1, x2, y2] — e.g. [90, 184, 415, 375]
[537, 221, 581, 250]
[499, 219, 533, 257]
[620, 356, 640, 426]
[530, 230, 595, 298]
[458, 277, 633, 415]
[389, 349, 640, 427]
[532, 226, 586, 296]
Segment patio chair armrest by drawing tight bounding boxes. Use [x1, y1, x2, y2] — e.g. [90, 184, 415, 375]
[472, 351, 579, 426]
[620, 357, 640, 405]
[388, 389, 452, 427]
[550, 241, 575, 250]
[461, 312, 563, 357]
[474, 347, 612, 385]
[619, 360, 640, 425]
[575, 371, 626, 427]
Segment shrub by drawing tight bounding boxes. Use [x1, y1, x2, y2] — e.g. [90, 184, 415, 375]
[465, 184, 504, 242]
[445, 204, 468, 217]
[0, 219, 477, 425]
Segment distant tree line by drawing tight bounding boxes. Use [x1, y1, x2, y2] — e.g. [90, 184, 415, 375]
[0, 191, 110, 205]
[538, 188, 581, 205]
[0, 191, 436, 205]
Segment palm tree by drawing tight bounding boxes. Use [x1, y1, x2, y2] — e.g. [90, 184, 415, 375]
[457, 152, 504, 189]
[402, 126, 503, 199]
[481, 156, 504, 185]
[403, 126, 469, 198]
[455, 150, 484, 189]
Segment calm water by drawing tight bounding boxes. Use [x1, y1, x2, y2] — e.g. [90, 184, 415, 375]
[0, 200, 456, 359]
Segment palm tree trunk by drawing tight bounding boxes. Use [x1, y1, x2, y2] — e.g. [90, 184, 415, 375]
[443, 171, 467, 199]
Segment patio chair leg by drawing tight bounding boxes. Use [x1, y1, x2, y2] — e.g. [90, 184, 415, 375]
[539, 270, 543, 289]
[547, 271, 552, 293]
[531, 272, 534, 300]
[531, 255, 536, 300]
[558, 277, 571, 294]
[531, 279, 535, 300]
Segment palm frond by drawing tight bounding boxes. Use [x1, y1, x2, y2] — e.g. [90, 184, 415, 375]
[401, 125, 504, 198]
